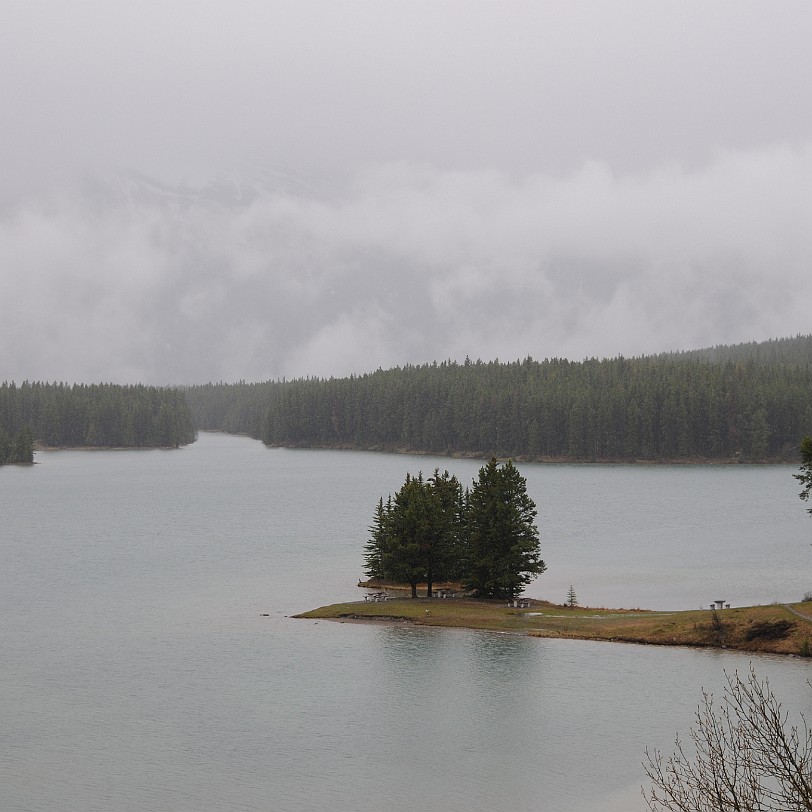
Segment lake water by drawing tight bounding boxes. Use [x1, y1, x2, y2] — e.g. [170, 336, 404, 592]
[2, 431, 811, 811]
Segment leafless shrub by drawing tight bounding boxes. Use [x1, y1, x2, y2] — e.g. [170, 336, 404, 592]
[710, 610, 727, 644]
[643, 666, 812, 811]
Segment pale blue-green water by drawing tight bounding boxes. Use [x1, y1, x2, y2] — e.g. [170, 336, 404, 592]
[2, 432, 811, 811]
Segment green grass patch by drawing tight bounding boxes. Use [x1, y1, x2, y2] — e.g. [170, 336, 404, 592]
[295, 598, 812, 656]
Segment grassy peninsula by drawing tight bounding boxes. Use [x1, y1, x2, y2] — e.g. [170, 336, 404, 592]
[296, 597, 812, 657]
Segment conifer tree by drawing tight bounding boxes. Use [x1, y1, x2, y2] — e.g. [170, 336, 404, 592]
[425, 469, 465, 587]
[464, 459, 545, 599]
[11, 425, 34, 464]
[364, 460, 545, 599]
[363, 497, 389, 580]
[0, 426, 10, 465]
[384, 473, 431, 598]
[796, 436, 812, 516]
[364, 470, 466, 597]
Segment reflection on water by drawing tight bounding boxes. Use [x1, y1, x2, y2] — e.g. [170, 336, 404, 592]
[1, 433, 811, 812]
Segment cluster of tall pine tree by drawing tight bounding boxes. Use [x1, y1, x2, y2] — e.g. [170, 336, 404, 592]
[184, 335, 812, 462]
[364, 459, 545, 600]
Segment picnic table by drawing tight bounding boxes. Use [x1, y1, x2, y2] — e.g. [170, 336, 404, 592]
[364, 592, 390, 603]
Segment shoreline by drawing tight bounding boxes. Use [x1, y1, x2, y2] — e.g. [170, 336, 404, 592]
[263, 440, 799, 465]
[36, 443, 187, 452]
[295, 597, 812, 657]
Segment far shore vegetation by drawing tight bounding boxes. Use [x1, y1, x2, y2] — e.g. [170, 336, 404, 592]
[0, 381, 196, 464]
[4, 335, 812, 466]
[186, 334, 812, 464]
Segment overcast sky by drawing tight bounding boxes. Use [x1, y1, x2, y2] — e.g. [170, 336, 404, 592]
[2, 1, 811, 384]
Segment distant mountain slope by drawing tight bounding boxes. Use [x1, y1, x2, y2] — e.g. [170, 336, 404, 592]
[662, 334, 812, 366]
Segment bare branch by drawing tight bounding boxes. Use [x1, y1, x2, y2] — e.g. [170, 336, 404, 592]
[643, 668, 812, 812]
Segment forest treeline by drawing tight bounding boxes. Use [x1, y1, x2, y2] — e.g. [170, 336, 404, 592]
[185, 335, 812, 463]
[0, 382, 196, 464]
[4, 336, 809, 465]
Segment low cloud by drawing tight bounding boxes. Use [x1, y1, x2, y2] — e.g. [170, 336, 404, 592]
[1, 143, 810, 384]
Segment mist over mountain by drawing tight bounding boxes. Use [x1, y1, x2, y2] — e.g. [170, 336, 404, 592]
[2, 151, 810, 387]
[3, 4, 811, 386]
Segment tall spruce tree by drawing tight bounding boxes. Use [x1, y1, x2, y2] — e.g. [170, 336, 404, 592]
[364, 497, 389, 580]
[384, 473, 431, 598]
[796, 435, 812, 516]
[0, 426, 11, 465]
[464, 458, 545, 599]
[365, 470, 465, 597]
[424, 469, 465, 594]
[11, 425, 34, 464]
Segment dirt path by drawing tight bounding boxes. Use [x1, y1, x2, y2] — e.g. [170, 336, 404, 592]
[783, 604, 812, 623]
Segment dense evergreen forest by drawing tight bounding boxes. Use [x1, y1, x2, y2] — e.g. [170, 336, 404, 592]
[185, 335, 812, 463]
[5, 336, 809, 465]
[0, 382, 195, 464]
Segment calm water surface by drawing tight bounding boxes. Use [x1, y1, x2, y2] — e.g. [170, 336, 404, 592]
[2, 432, 811, 811]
